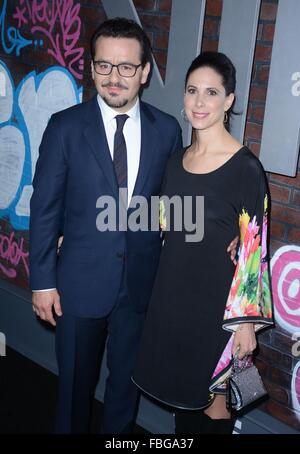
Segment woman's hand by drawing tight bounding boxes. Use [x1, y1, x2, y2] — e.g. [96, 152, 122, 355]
[227, 236, 239, 265]
[232, 323, 256, 359]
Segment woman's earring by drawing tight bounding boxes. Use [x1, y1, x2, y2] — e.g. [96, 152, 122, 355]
[181, 108, 188, 122]
[224, 111, 228, 124]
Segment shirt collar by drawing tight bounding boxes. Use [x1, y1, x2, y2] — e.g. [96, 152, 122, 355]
[97, 94, 140, 126]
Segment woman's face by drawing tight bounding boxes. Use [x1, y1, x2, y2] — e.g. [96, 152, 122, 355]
[184, 66, 234, 131]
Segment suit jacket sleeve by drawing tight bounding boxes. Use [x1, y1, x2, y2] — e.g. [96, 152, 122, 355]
[171, 122, 183, 155]
[29, 114, 67, 290]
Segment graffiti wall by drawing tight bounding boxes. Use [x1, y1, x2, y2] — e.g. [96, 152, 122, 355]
[0, 0, 83, 287]
[271, 246, 300, 422]
[1, 0, 84, 79]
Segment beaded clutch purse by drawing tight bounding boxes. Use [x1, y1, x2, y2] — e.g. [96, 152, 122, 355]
[226, 355, 267, 411]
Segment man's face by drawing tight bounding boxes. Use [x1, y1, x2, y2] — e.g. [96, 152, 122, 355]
[91, 36, 150, 113]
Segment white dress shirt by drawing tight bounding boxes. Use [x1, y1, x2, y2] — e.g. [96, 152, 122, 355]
[97, 94, 141, 206]
[33, 95, 142, 292]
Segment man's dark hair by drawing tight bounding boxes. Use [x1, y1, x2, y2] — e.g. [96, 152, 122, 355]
[90, 17, 152, 68]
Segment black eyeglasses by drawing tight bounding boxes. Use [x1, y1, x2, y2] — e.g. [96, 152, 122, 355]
[93, 61, 142, 77]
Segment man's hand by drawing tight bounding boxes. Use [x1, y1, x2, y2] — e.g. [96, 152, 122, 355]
[227, 236, 239, 265]
[32, 289, 62, 326]
[232, 323, 257, 359]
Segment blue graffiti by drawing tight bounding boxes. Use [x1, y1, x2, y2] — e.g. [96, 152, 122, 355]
[0, 60, 82, 230]
[0, 0, 32, 56]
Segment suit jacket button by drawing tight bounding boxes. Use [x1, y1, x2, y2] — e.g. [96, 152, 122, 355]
[117, 252, 124, 259]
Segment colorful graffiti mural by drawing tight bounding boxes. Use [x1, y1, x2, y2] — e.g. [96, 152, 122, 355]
[0, 0, 84, 284]
[0, 0, 32, 56]
[271, 245, 300, 420]
[0, 61, 81, 281]
[271, 245, 300, 334]
[0, 230, 29, 279]
[1, 0, 84, 79]
[0, 60, 82, 230]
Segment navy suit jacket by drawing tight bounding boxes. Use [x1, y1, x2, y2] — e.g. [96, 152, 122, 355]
[29, 96, 182, 317]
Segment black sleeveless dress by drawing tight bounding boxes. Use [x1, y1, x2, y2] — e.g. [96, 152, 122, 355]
[133, 147, 273, 410]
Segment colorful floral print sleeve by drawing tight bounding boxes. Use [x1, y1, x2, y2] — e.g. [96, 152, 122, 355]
[210, 157, 274, 393]
[223, 160, 273, 332]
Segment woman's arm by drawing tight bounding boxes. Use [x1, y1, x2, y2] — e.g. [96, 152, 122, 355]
[232, 322, 256, 359]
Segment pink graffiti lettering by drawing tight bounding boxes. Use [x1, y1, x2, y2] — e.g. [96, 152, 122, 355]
[271, 245, 300, 334]
[0, 231, 29, 279]
[13, 0, 84, 79]
[13, 5, 28, 27]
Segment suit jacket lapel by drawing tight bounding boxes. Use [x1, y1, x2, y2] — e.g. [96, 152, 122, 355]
[132, 102, 159, 199]
[83, 97, 118, 196]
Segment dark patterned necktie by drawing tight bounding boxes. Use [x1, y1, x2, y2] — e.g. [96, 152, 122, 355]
[113, 114, 129, 189]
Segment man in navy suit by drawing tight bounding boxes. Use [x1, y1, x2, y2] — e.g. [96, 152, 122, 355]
[30, 18, 182, 434]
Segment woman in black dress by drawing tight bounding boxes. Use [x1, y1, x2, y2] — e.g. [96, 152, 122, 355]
[133, 52, 273, 434]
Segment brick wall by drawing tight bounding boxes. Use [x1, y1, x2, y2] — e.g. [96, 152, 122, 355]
[0, 0, 299, 431]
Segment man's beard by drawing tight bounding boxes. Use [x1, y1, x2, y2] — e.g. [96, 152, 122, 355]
[102, 95, 129, 109]
[101, 82, 129, 109]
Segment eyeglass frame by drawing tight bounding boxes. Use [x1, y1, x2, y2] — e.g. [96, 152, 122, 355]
[93, 60, 143, 78]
